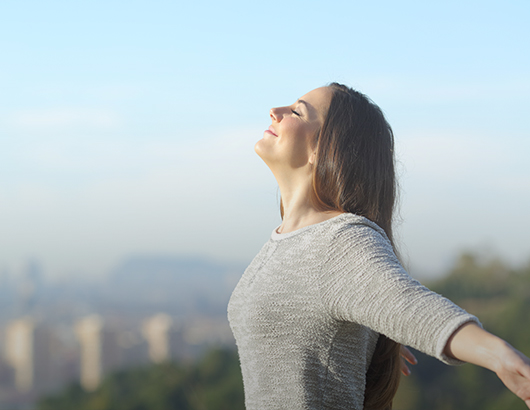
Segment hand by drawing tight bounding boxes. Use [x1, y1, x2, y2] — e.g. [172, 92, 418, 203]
[444, 322, 530, 408]
[493, 343, 530, 408]
[400, 345, 417, 376]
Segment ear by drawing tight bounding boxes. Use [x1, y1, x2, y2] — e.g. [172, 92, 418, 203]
[308, 150, 317, 166]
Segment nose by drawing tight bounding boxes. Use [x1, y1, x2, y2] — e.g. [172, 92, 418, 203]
[270, 107, 282, 122]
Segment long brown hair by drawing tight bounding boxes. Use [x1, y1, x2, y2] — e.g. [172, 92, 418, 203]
[313, 83, 401, 409]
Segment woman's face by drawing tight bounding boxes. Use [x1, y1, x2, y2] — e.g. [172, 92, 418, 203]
[255, 86, 332, 171]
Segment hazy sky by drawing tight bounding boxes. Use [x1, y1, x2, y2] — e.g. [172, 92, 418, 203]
[1, 0, 529, 279]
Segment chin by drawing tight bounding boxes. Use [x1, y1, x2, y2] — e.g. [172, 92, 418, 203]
[255, 141, 277, 169]
[254, 139, 267, 159]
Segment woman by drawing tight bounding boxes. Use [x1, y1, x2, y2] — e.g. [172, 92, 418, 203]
[227, 83, 530, 409]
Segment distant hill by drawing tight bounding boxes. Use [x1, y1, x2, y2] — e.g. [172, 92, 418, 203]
[103, 255, 247, 315]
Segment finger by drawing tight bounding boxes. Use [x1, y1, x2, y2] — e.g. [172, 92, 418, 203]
[401, 346, 418, 365]
[519, 360, 530, 380]
[400, 358, 411, 376]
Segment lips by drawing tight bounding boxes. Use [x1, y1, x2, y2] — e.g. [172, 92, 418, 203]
[266, 126, 278, 136]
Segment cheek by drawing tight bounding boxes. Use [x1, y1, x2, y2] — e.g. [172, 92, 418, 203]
[281, 131, 315, 168]
[288, 125, 315, 153]
[282, 120, 311, 145]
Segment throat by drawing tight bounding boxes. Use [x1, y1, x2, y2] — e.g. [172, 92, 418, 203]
[278, 210, 344, 234]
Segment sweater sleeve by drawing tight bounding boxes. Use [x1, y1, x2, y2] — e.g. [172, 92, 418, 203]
[319, 222, 481, 365]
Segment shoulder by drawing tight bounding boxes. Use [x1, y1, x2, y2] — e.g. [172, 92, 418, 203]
[316, 214, 399, 277]
[327, 213, 391, 250]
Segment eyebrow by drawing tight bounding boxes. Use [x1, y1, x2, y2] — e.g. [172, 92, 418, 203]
[296, 99, 313, 113]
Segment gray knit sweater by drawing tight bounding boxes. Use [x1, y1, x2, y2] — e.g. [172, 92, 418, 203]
[228, 213, 480, 410]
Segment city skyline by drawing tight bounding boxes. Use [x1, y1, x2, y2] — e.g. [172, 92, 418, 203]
[0, 255, 237, 407]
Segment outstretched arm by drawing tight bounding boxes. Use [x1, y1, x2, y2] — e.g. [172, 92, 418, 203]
[444, 322, 530, 408]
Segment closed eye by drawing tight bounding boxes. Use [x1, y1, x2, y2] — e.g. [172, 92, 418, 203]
[291, 109, 301, 116]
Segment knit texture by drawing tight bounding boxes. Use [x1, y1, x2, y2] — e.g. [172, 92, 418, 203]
[228, 213, 480, 410]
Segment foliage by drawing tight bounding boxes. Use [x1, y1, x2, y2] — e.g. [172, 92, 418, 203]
[37, 348, 244, 410]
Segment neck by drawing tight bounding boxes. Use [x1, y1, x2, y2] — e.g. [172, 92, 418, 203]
[276, 172, 342, 234]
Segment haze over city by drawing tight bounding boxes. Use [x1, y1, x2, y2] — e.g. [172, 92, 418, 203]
[1, 0, 529, 279]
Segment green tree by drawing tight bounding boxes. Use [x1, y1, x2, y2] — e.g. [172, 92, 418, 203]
[37, 348, 244, 410]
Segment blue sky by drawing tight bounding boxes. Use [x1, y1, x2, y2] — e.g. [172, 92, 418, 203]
[1, 0, 529, 279]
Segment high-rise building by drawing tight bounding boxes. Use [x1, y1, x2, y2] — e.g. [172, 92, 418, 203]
[142, 313, 173, 363]
[74, 315, 103, 392]
[17, 260, 43, 315]
[3, 317, 60, 395]
[4, 318, 33, 392]
[4, 317, 35, 392]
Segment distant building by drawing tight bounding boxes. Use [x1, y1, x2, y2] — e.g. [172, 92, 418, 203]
[75, 314, 128, 391]
[17, 260, 44, 315]
[115, 328, 149, 367]
[0, 354, 14, 388]
[4, 318, 33, 392]
[3, 317, 56, 395]
[74, 315, 103, 392]
[142, 313, 172, 363]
